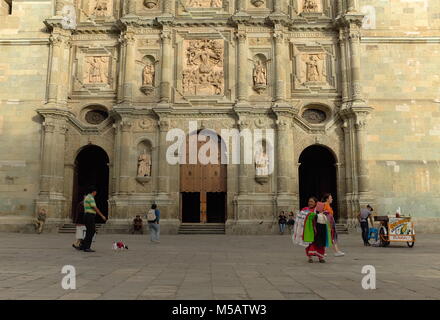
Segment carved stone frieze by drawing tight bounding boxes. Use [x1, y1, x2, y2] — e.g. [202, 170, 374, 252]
[185, 0, 222, 8]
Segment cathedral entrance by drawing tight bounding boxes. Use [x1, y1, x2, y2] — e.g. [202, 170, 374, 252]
[180, 131, 227, 223]
[71, 145, 109, 223]
[298, 145, 338, 221]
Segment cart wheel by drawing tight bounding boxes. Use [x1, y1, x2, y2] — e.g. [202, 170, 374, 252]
[379, 227, 390, 247]
[407, 241, 414, 248]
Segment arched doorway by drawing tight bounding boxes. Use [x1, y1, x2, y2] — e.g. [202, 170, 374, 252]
[298, 145, 338, 221]
[71, 145, 109, 224]
[180, 131, 227, 223]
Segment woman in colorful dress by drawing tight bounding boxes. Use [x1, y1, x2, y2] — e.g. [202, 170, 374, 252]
[292, 197, 318, 247]
[322, 193, 345, 257]
[305, 201, 332, 263]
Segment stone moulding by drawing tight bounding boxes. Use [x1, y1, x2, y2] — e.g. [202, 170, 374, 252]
[140, 85, 155, 96]
[255, 175, 269, 185]
[136, 176, 151, 184]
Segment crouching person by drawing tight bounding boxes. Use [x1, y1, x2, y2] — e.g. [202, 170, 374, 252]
[35, 208, 47, 234]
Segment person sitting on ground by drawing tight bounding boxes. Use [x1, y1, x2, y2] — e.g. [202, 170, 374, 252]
[278, 211, 287, 234]
[132, 215, 143, 234]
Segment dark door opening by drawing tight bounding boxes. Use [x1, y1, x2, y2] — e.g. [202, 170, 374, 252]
[71, 145, 109, 224]
[181, 192, 201, 223]
[206, 192, 226, 223]
[298, 145, 338, 221]
[180, 130, 227, 223]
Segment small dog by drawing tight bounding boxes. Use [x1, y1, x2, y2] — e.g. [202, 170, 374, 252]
[112, 241, 128, 250]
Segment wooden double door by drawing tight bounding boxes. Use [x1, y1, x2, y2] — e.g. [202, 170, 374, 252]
[180, 133, 227, 223]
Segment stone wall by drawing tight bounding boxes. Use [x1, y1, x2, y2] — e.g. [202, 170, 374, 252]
[0, 0, 51, 229]
[360, 0, 440, 227]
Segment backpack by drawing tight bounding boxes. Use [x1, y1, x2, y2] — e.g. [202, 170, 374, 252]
[147, 209, 156, 222]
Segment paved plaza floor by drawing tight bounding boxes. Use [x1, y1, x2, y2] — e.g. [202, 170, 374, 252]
[0, 232, 439, 300]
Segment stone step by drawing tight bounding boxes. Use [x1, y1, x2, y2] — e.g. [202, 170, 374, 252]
[58, 223, 103, 234]
[178, 223, 225, 235]
[335, 224, 349, 234]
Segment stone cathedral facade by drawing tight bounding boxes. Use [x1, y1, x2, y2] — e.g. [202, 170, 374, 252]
[1, 1, 440, 233]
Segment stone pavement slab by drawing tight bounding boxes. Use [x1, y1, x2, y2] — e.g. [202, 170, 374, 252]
[0, 232, 439, 300]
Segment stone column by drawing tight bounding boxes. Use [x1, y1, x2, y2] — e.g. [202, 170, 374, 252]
[336, 0, 343, 16]
[348, 27, 364, 105]
[158, 119, 170, 193]
[163, 0, 175, 15]
[273, 31, 285, 103]
[52, 123, 68, 195]
[274, 0, 282, 13]
[55, 0, 64, 15]
[236, 31, 248, 104]
[237, 0, 246, 12]
[40, 120, 56, 195]
[122, 31, 136, 105]
[160, 30, 172, 103]
[237, 119, 250, 195]
[347, 0, 358, 13]
[127, 0, 136, 14]
[355, 117, 370, 193]
[276, 118, 290, 194]
[47, 33, 64, 104]
[339, 28, 349, 107]
[118, 120, 132, 194]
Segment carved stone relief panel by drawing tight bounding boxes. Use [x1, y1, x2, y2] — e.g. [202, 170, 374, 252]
[182, 39, 224, 96]
[291, 0, 332, 18]
[71, 44, 118, 97]
[298, 0, 322, 13]
[302, 53, 326, 83]
[89, 0, 113, 17]
[76, 0, 117, 22]
[291, 43, 337, 95]
[83, 56, 110, 84]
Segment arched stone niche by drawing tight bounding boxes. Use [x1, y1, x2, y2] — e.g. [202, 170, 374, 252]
[136, 140, 153, 183]
[252, 54, 268, 95]
[140, 55, 156, 96]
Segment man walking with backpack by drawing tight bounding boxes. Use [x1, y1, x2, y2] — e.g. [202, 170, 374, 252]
[147, 203, 160, 243]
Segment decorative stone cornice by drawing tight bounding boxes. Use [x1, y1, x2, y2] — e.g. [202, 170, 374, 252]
[336, 13, 364, 28]
[37, 108, 75, 121]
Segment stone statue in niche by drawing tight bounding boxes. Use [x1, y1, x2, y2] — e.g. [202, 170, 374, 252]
[255, 142, 269, 177]
[302, 54, 326, 83]
[302, 0, 319, 13]
[141, 60, 156, 95]
[182, 39, 224, 96]
[142, 62, 155, 86]
[137, 149, 152, 177]
[84, 56, 109, 84]
[186, 0, 222, 8]
[253, 59, 267, 94]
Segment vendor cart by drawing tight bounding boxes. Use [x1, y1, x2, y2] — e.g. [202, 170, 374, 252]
[373, 216, 415, 248]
